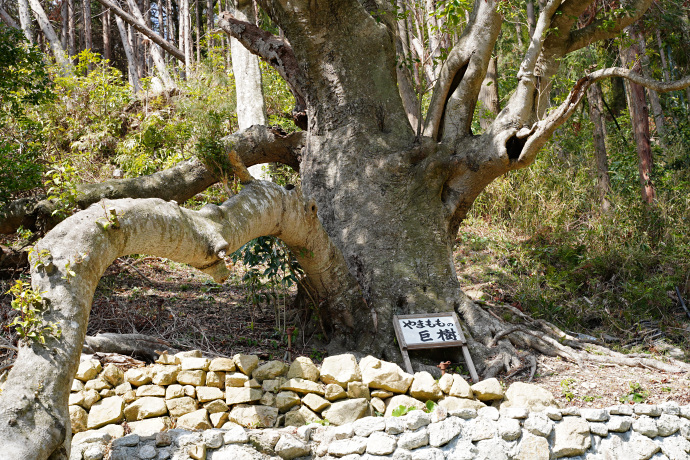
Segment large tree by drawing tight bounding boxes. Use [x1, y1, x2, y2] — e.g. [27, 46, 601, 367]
[2, 1, 690, 458]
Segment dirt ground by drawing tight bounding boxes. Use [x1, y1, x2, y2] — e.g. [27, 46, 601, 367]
[1, 253, 689, 408]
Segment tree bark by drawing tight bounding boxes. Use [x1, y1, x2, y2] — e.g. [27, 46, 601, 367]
[18, 0, 35, 43]
[28, 0, 71, 69]
[102, 7, 111, 60]
[127, 0, 175, 88]
[586, 82, 611, 211]
[116, 15, 142, 92]
[206, 0, 212, 50]
[67, 0, 75, 56]
[622, 28, 655, 204]
[0, 5, 19, 28]
[477, 55, 500, 131]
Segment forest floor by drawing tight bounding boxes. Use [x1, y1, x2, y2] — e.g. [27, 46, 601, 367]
[1, 229, 689, 409]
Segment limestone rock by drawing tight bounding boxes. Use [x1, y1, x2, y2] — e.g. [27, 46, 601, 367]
[124, 396, 168, 421]
[498, 382, 557, 413]
[287, 356, 320, 382]
[128, 417, 172, 436]
[228, 404, 278, 428]
[71, 379, 85, 392]
[234, 354, 260, 376]
[188, 443, 206, 460]
[206, 371, 225, 389]
[371, 389, 393, 399]
[226, 387, 263, 406]
[347, 381, 371, 400]
[181, 357, 210, 371]
[124, 367, 152, 386]
[366, 431, 397, 455]
[165, 396, 198, 417]
[262, 378, 286, 393]
[371, 397, 386, 415]
[209, 357, 236, 372]
[176, 350, 202, 359]
[70, 405, 88, 433]
[428, 418, 462, 447]
[176, 370, 205, 386]
[165, 384, 185, 399]
[84, 378, 111, 392]
[398, 427, 429, 450]
[524, 412, 553, 437]
[437, 396, 485, 414]
[633, 415, 659, 438]
[155, 351, 180, 365]
[280, 378, 326, 395]
[210, 411, 229, 428]
[302, 393, 330, 412]
[438, 373, 453, 394]
[176, 409, 212, 430]
[76, 360, 102, 382]
[359, 355, 413, 394]
[409, 371, 443, 401]
[322, 398, 369, 425]
[498, 417, 522, 441]
[320, 354, 361, 387]
[135, 384, 166, 398]
[226, 372, 250, 387]
[196, 386, 224, 402]
[260, 392, 276, 406]
[245, 378, 262, 389]
[325, 383, 347, 401]
[515, 432, 550, 460]
[328, 437, 367, 456]
[102, 364, 124, 386]
[204, 399, 229, 414]
[276, 391, 301, 412]
[353, 416, 386, 437]
[114, 382, 132, 396]
[151, 364, 179, 386]
[87, 396, 125, 429]
[274, 434, 311, 460]
[285, 406, 321, 426]
[384, 394, 426, 417]
[253, 361, 288, 382]
[471, 378, 504, 401]
[551, 416, 591, 458]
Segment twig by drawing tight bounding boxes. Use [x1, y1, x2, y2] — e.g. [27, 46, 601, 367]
[675, 286, 690, 321]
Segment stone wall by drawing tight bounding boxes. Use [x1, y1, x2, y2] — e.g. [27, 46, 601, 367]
[68, 351, 690, 460]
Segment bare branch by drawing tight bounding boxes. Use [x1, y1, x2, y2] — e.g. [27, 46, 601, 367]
[515, 68, 690, 168]
[567, 0, 654, 53]
[92, 0, 185, 62]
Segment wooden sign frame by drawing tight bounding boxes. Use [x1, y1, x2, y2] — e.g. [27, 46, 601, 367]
[393, 312, 479, 382]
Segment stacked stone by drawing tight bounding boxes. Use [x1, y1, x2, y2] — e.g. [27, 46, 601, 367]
[68, 352, 690, 460]
[84, 402, 690, 460]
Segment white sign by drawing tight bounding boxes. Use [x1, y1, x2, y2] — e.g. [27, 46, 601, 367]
[395, 314, 463, 347]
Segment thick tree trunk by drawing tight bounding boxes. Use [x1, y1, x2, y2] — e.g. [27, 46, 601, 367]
[0, 5, 19, 28]
[28, 0, 71, 69]
[68, 0, 75, 56]
[83, 0, 92, 51]
[586, 82, 612, 211]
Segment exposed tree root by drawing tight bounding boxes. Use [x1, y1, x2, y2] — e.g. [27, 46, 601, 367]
[458, 297, 690, 380]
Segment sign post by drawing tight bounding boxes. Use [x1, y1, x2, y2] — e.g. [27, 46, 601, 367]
[392, 312, 479, 383]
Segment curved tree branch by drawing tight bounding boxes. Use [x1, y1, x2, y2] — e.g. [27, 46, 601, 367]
[424, 0, 501, 140]
[567, 0, 654, 53]
[515, 68, 690, 168]
[0, 126, 305, 235]
[0, 179, 360, 459]
[0, 5, 19, 28]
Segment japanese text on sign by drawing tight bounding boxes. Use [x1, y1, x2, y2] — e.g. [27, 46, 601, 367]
[396, 315, 461, 346]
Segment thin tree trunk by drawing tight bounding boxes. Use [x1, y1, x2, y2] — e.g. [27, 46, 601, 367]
[83, 0, 92, 50]
[102, 8, 111, 60]
[478, 56, 500, 131]
[28, 0, 71, 69]
[656, 30, 670, 82]
[117, 14, 141, 93]
[0, 5, 19, 28]
[158, 0, 164, 39]
[622, 28, 655, 204]
[637, 32, 665, 141]
[195, 0, 200, 62]
[127, 0, 174, 88]
[206, 0, 212, 51]
[514, 22, 523, 49]
[68, 0, 75, 56]
[61, 0, 68, 49]
[586, 83, 612, 212]
[18, 0, 35, 43]
[526, 0, 536, 38]
[181, 0, 191, 75]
